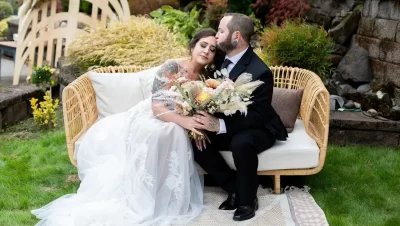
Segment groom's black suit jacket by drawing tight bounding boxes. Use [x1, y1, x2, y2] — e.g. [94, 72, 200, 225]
[213, 47, 288, 141]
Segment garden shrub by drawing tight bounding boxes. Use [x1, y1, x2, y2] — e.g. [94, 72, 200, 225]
[150, 5, 208, 43]
[0, 1, 13, 20]
[259, 19, 334, 80]
[0, 16, 11, 38]
[67, 16, 187, 73]
[252, 0, 310, 26]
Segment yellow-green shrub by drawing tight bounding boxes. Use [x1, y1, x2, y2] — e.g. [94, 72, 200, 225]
[67, 16, 187, 72]
[0, 16, 11, 38]
[30, 91, 60, 129]
[259, 19, 334, 80]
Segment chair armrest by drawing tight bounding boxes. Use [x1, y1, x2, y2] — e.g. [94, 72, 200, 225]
[299, 70, 330, 170]
[62, 74, 97, 166]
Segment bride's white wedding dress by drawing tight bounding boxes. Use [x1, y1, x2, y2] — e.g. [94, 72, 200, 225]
[31, 60, 203, 226]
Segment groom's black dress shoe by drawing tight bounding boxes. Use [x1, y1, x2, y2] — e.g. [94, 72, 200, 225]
[218, 193, 237, 210]
[233, 198, 259, 221]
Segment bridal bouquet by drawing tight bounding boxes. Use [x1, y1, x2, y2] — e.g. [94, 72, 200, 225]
[170, 68, 264, 140]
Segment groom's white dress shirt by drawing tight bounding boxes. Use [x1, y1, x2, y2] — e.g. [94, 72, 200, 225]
[217, 47, 249, 134]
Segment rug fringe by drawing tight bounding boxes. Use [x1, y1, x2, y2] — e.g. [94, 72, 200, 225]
[283, 185, 311, 193]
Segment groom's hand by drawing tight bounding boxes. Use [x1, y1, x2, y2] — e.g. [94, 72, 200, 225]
[193, 111, 220, 132]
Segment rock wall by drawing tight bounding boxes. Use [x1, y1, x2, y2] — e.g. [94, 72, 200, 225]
[351, 0, 400, 105]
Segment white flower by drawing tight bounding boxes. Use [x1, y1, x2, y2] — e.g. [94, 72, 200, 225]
[221, 68, 229, 78]
[169, 85, 177, 91]
[182, 101, 192, 110]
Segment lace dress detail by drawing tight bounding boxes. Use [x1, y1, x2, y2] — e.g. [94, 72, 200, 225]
[31, 60, 203, 226]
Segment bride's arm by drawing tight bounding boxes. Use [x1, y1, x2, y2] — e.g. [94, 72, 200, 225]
[151, 60, 202, 134]
[151, 103, 188, 127]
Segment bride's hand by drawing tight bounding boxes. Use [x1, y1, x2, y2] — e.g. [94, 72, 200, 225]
[194, 130, 211, 151]
[181, 116, 203, 136]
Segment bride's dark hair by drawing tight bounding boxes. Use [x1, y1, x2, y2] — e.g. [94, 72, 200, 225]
[188, 28, 217, 52]
[188, 28, 219, 78]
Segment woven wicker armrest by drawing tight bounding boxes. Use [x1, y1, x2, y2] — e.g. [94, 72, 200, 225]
[270, 66, 330, 173]
[63, 66, 151, 166]
[62, 74, 97, 166]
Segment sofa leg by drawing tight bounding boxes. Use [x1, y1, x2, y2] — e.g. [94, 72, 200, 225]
[274, 175, 281, 194]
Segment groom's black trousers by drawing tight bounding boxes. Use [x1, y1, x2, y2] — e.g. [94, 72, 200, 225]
[193, 129, 276, 205]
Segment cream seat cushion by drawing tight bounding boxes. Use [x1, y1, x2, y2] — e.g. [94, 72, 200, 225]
[220, 119, 320, 171]
[75, 119, 319, 170]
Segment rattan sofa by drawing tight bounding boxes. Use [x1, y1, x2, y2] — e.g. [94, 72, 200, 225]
[62, 65, 330, 194]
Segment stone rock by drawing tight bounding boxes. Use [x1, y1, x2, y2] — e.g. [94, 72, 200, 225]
[395, 87, 400, 106]
[393, 106, 400, 111]
[367, 108, 378, 117]
[328, 54, 344, 67]
[333, 44, 348, 55]
[354, 102, 361, 108]
[321, 0, 350, 17]
[397, 23, 400, 43]
[385, 61, 400, 87]
[373, 19, 398, 42]
[369, 59, 387, 85]
[379, 40, 400, 65]
[376, 90, 392, 106]
[358, 17, 375, 37]
[326, 79, 339, 95]
[306, 8, 332, 29]
[357, 84, 372, 93]
[328, 4, 362, 44]
[337, 84, 357, 96]
[332, 14, 343, 27]
[332, 71, 346, 84]
[309, 0, 322, 8]
[363, 0, 379, 18]
[336, 45, 373, 83]
[344, 99, 355, 108]
[352, 35, 380, 59]
[0, 85, 43, 110]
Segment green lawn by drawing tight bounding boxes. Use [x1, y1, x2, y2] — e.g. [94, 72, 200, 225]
[0, 113, 399, 225]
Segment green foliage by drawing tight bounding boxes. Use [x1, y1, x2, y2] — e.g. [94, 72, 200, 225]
[0, 1, 13, 19]
[61, 0, 92, 14]
[150, 5, 209, 44]
[31, 65, 56, 88]
[259, 19, 334, 80]
[249, 12, 263, 35]
[228, 0, 255, 15]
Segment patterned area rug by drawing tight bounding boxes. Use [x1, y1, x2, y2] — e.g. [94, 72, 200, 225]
[188, 186, 329, 226]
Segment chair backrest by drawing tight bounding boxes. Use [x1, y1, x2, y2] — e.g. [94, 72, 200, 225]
[13, 0, 130, 85]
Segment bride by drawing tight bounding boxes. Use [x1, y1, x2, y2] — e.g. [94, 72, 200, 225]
[31, 29, 217, 226]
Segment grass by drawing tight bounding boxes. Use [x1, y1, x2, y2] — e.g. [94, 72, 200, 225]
[0, 112, 399, 225]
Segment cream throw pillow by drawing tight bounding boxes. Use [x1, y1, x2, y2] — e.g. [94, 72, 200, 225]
[88, 66, 160, 119]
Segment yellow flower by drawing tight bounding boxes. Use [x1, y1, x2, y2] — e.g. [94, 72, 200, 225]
[196, 92, 211, 104]
[30, 98, 38, 105]
[205, 79, 221, 89]
[50, 68, 56, 74]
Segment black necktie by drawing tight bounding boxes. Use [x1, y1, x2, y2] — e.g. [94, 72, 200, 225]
[221, 58, 232, 70]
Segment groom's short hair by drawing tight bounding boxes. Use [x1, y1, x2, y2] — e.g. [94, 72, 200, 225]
[224, 13, 254, 44]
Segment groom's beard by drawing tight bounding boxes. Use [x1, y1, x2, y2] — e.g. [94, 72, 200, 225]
[217, 34, 236, 54]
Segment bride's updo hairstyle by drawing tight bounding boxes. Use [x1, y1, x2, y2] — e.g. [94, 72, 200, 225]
[188, 28, 217, 54]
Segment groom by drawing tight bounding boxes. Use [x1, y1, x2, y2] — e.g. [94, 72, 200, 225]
[192, 13, 288, 221]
